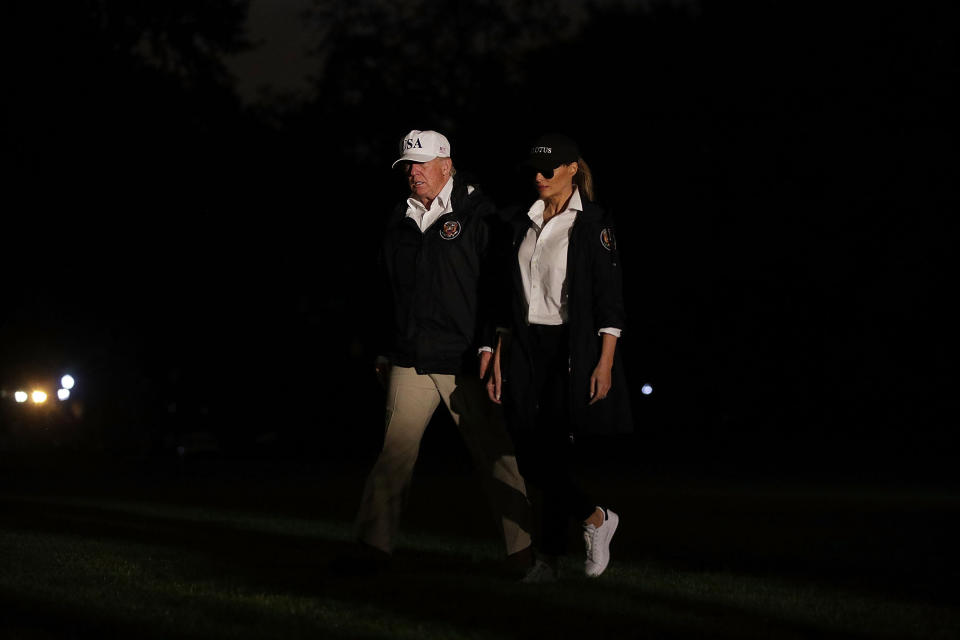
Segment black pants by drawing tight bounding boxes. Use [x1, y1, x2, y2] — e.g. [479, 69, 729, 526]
[511, 324, 596, 557]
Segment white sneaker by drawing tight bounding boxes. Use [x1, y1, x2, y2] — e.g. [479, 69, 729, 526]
[583, 507, 619, 577]
[521, 558, 558, 584]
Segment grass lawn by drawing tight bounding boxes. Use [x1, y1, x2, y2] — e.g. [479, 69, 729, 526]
[1, 452, 958, 639]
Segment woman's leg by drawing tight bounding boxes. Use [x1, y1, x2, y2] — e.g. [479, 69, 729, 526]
[524, 325, 597, 558]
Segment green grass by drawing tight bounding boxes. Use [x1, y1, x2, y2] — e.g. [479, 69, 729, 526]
[1, 457, 958, 639]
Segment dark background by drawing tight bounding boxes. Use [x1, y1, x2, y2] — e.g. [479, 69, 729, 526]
[2, 0, 956, 483]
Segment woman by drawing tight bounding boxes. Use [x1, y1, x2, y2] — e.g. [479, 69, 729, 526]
[487, 133, 633, 583]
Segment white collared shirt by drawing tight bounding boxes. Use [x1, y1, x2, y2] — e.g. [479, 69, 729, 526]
[518, 187, 621, 337]
[405, 176, 455, 232]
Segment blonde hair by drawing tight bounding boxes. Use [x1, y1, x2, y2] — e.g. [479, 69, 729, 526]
[573, 156, 595, 201]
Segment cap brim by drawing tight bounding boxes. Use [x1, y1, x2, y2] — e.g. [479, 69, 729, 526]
[391, 152, 439, 168]
[517, 157, 559, 173]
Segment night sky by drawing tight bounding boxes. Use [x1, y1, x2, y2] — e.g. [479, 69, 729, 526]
[2, 0, 956, 480]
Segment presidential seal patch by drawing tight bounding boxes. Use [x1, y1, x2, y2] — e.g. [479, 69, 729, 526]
[440, 220, 462, 240]
[600, 227, 616, 251]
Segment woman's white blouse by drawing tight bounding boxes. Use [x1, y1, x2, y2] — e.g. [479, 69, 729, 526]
[518, 187, 621, 337]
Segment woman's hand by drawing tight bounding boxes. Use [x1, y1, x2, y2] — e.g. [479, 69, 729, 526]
[588, 332, 618, 405]
[486, 336, 503, 404]
[589, 362, 612, 405]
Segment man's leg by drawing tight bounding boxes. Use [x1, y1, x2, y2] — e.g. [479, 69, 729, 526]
[440, 373, 533, 557]
[355, 366, 441, 554]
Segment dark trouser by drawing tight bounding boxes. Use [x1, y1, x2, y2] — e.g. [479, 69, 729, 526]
[511, 324, 596, 558]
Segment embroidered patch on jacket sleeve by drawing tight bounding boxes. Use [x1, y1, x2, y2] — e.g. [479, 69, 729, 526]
[600, 227, 616, 251]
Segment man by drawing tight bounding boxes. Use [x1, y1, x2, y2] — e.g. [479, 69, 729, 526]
[348, 129, 532, 573]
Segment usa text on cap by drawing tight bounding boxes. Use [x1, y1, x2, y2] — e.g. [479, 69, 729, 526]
[392, 130, 451, 168]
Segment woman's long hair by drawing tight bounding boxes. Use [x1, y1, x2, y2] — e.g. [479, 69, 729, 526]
[573, 156, 595, 201]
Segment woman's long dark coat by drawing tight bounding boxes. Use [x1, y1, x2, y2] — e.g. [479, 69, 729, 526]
[499, 199, 634, 436]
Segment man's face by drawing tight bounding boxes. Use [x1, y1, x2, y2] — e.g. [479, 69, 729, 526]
[403, 157, 451, 203]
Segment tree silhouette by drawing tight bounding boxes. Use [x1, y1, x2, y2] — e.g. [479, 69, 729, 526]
[4, 0, 256, 453]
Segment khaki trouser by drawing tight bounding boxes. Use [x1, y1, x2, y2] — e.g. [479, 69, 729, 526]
[355, 366, 532, 555]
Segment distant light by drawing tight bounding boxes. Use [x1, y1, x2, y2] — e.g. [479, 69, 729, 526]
[641, 384, 653, 395]
[15, 391, 28, 403]
[31, 390, 48, 404]
[61, 375, 75, 390]
[58, 388, 71, 401]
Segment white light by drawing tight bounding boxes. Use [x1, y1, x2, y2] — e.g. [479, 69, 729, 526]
[58, 388, 71, 401]
[641, 384, 653, 395]
[61, 375, 75, 390]
[14, 391, 28, 403]
[31, 390, 48, 404]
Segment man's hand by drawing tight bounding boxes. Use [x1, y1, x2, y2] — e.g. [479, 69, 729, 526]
[479, 350, 493, 380]
[374, 358, 391, 390]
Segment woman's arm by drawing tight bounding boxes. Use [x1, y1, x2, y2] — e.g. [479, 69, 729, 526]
[589, 332, 618, 404]
[486, 334, 504, 404]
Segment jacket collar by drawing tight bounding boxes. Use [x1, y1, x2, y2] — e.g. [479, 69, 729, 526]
[391, 177, 482, 226]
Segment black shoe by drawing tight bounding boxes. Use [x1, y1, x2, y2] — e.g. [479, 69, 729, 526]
[328, 542, 392, 577]
[502, 544, 535, 579]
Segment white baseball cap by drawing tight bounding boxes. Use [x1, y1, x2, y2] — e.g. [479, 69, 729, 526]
[391, 130, 451, 168]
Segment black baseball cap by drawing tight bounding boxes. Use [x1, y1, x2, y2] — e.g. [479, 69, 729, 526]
[523, 133, 580, 173]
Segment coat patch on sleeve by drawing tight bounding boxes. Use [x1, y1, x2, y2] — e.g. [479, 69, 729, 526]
[600, 227, 616, 251]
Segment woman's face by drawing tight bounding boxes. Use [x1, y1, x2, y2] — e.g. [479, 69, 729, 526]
[534, 162, 578, 200]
